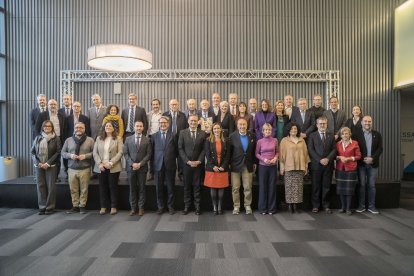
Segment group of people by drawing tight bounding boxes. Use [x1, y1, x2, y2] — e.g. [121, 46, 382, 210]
[30, 92, 383, 217]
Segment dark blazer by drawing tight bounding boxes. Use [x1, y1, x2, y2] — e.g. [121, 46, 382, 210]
[345, 118, 363, 139]
[205, 139, 230, 172]
[122, 106, 149, 134]
[217, 112, 235, 138]
[151, 130, 178, 172]
[323, 109, 347, 136]
[178, 129, 206, 164]
[198, 109, 217, 122]
[290, 108, 316, 136]
[163, 110, 188, 135]
[31, 135, 61, 166]
[208, 106, 220, 117]
[35, 111, 66, 142]
[229, 131, 256, 173]
[58, 107, 73, 118]
[307, 131, 337, 170]
[30, 107, 47, 140]
[123, 134, 152, 173]
[274, 114, 290, 139]
[354, 130, 383, 168]
[64, 114, 91, 139]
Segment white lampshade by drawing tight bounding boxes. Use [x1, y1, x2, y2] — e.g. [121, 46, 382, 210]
[87, 44, 152, 72]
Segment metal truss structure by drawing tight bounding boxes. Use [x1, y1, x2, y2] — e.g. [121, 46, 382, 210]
[60, 69, 340, 101]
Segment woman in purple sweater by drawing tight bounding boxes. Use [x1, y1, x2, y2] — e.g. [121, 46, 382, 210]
[255, 123, 279, 214]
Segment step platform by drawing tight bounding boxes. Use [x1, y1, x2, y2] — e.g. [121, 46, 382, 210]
[0, 172, 400, 211]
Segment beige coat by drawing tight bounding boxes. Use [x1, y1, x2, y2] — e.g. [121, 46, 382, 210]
[93, 136, 123, 173]
[279, 136, 309, 174]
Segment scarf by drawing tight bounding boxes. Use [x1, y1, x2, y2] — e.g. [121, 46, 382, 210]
[38, 132, 56, 163]
[73, 133, 87, 155]
[105, 114, 120, 132]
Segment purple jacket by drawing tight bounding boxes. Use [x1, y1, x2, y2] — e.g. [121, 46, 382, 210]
[254, 111, 276, 140]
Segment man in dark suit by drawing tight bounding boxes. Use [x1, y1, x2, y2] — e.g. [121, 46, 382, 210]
[30, 94, 47, 141]
[355, 116, 383, 214]
[229, 118, 256, 215]
[58, 94, 73, 119]
[308, 94, 326, 122]
[163, 99, 188, 181]
[122, 93, 149, 140]
[208, 92, 221, 116]
[124, 120, 152, 216]
[178, 114, 206, 215]
[184, 98, 199, 120]
[151, 116, 178, 215]
[65, 102, 91, 141]
[284, 94, 300, 119]
[307, 116, 337, 214]
[228, 92, 239, 117]
[290, 98, 315, 140]
[323, 96, 347, 140]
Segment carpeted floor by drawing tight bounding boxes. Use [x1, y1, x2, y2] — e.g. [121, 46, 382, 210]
[1, 188, 414, 276]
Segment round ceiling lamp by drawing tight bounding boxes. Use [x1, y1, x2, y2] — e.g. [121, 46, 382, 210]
[87, 44, 152, 72]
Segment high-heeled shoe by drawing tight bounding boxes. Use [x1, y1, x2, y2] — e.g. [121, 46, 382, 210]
[110, 208, 118, 215]
[99, 208, 106, 215]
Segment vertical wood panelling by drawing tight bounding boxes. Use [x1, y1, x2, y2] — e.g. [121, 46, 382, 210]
[6, 0, 403, 180]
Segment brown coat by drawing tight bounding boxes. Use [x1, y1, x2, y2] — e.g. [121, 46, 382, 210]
[279, 137, 309, 174]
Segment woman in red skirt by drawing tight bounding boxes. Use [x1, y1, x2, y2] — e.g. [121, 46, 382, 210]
[204, 123, 230, 215]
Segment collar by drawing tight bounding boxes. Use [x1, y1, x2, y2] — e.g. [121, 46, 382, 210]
[239, 132, 247, 136]
[135, 134, 142, 138]
[364, 130, 372, 134]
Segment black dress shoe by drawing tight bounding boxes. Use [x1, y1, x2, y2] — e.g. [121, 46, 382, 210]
[218, 209, 223, 215]
[195, 209, 201, 215]
[182, 209, 189, 215]
[157, 208, 164, 215]
[168, 208, 175, 215]
[288, 204, 294, 214]
[213, 210, 218, 215]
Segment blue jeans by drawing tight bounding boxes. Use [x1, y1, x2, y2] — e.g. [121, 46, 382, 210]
[358, 165, 378, 209]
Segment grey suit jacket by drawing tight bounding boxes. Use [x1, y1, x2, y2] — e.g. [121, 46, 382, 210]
[88, 106, 107, 140]
[323, 109, 347, 136]
[93, 136, 123, 173]
[123, 134, 152, 173]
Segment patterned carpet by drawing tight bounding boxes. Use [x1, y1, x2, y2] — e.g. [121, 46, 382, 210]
[1, 205, 414, 276]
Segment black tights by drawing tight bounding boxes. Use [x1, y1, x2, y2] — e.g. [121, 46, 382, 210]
[210, 188, 224, 211]
[340, 195, 353, 210]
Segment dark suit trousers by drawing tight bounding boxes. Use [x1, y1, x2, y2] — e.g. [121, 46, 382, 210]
[183, 165, 202, 209]
[155, 164, 176, 209]
[311, 164, 333, 209]
[99, 170, 120, 208]
[128, 169, 147, 210]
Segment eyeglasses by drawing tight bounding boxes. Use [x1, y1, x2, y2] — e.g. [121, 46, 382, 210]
[43, 125, 53, 128]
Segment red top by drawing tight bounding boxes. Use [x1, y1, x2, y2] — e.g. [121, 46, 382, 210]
[336, 140, 361, 171]
[216, 140, 222, 166]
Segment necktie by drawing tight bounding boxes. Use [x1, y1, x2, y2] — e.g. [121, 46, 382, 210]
[232, 106, 235, 115]
[161, 132, 166, 147]
[322, 133, 326, 146]
[129, 108, 134, 132]
[301, 111, 305, 123]
[66, 108, 70, 117]
[96, 107, 99, 117]
[191, 131, 196, 144]
[172, 113, 177, 134]
[136, 135, 141, 149]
